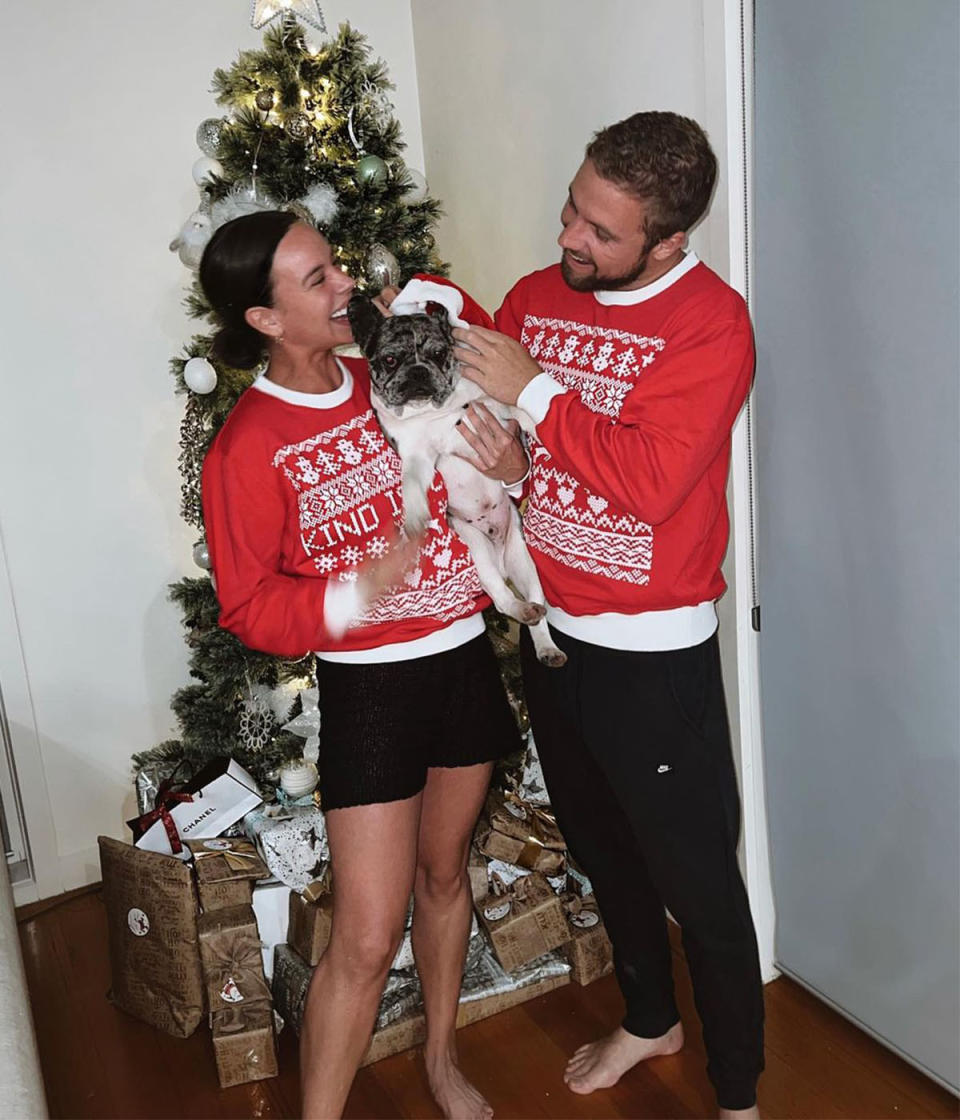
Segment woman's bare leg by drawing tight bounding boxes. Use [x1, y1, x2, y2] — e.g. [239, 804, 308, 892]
[300, 793, 421, 1119]
[412, 762, 494, 1120]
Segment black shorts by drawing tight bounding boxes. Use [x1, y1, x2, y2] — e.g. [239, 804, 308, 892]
[315, 633, 521, 810]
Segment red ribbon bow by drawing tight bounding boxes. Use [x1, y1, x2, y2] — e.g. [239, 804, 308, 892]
[135, 761, 195, 854]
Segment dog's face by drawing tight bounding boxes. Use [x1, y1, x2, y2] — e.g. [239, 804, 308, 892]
[347, 292, 459, 410]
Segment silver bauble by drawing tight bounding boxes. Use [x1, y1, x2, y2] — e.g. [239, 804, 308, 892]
[196, 118, 225, 158]
[402, 168, 429, 204]
[355, 154, 389, 186]
[183, 356, 218, 394]
[192, 541, 211, 570]
[286, 112, 312, 140]
[365, 243, 399, 290]
[255, 89, 275, 111]
[192, 156, 223, 185]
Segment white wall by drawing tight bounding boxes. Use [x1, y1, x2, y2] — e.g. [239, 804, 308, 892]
[0, 0, 424, 900]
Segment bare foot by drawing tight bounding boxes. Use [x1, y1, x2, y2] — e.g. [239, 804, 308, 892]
[719, 1107, 760, 1119]
[426, 1051, 494, 1119]
[564, 1021, 684, 1094]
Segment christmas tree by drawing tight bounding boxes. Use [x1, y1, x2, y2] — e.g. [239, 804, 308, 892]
[135, 16, 450, 787]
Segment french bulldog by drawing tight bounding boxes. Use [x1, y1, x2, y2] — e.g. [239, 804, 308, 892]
[347, 292, 565, 668]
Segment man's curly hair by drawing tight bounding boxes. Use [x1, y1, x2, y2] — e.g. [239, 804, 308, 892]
[586, 111, 717, 245]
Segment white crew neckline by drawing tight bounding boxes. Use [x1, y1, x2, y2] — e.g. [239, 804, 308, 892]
[252, 358, 354, 409]
[593, 251, 700, 306]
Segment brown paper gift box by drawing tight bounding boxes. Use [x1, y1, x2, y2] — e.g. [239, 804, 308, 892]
[476, 872, 569, 973]
[97, 836, 205, 1037]
[288, 890, 333, 966]
[187, 837, 267, 913]
[467, 846, 488, 903]
[197, 904, 272, 1009]
[476, 824, 566, 877]
[211, 1003, 278, 1088]
[485, 790, 566, 851]
[562, 895, 614, 985]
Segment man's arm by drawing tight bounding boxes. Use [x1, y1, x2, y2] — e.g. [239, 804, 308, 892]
[455, 313, 754, 525]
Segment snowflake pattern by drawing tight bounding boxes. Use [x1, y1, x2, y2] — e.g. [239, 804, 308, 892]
[520, 315, 665, 586]
[272, 409, 479, 623]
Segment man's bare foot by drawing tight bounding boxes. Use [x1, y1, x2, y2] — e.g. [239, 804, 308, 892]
[425, 1050, 494, 1119]
[564, 1021, 684, 1094]
[719, 1107, 759, 1119]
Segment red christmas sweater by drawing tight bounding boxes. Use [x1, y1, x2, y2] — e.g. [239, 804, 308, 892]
[202, 357, 487, 661]
[496, 253, 754, 650]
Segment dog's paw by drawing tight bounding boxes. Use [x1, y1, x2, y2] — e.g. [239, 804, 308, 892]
[538, 647, 568, 669]
[518, 601, 547, 625]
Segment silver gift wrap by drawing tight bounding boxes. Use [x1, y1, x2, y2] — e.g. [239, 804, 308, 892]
[245, 805, 329, 891]
[134, 760, 183, 817]
[459, 946, 570, 1004]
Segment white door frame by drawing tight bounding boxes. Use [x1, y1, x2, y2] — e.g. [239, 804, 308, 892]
[722, 0, 778, 983]
[0, 522, 61, 906]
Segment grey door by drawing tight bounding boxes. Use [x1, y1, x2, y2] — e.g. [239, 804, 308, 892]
[754, 0, 959, 1090]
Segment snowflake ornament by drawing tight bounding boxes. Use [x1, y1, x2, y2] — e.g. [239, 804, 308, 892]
[251, 0, 326, 32]
[239, 687, 275, 752]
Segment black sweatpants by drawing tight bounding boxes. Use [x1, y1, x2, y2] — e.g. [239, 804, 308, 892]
[520, 626, 765, 1111]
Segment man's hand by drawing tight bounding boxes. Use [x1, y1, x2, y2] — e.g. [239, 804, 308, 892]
[455, 402, 529, 485]
[453, 325, 542, 405]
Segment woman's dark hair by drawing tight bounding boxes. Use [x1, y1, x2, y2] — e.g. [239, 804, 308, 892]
[199, 210, 299, 369]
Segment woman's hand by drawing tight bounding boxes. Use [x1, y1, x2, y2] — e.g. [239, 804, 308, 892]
[455, 402, 530, 486]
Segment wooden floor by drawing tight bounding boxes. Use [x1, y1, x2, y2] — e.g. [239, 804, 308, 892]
[17, 887, 958, 1120]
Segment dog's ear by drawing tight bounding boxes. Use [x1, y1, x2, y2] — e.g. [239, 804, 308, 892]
[346, 292, 383, 356]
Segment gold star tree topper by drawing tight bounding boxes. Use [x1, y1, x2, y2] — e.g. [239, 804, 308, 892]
[251, 0, 326, 31]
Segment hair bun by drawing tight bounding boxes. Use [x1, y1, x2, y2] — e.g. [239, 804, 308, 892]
[209, 323, 264, 370]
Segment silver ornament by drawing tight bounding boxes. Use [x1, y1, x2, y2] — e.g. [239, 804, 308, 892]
[183, 356, 218, 394]
[196, 118, 225, 158]
[255, 89, 275, 111]
[192, 541, 211, 570]
[286, 112, 312, 140]
[365, 243, 399, 290]
[355, 154, 388, 186]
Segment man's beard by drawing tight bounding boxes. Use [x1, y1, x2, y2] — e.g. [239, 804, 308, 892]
[560, 247, 651, 293]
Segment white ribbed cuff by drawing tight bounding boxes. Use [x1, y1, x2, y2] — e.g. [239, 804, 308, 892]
[517, 373, 567, 426]
[323, 579, 363, 639]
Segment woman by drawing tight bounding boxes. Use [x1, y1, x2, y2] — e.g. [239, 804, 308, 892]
[198, 211, 526, 1119]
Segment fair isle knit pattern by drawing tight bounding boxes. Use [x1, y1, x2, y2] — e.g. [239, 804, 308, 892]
[521, 315, 661, 586]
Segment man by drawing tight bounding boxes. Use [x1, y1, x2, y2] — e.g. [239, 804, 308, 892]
[452, 112, 764, 1119]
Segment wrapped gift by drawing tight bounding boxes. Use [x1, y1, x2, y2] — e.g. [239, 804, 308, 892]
[197, 904, 272, 1009]
[127, 758, 262, 858]
[566, 861, 595, 899]
[518, 734, 550, 807]
[476, 822, 565, 877]
[97, 836, 205, 1037]
[467, 846, 488, 904]
[252, 880, 293, 980]
[486, 789, 563, 848]
[245, 805, 329, 891]
[134, 758, 188, 817]
[288, 890, 333, 966]
[188, 837, 268, 913]
[476, 871, 569, 973]
[485, 858, 566, 897]
[561, 894, 614, 985]
[211, 1003, 278, 1088]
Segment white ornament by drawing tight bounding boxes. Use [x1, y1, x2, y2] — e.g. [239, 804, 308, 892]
[251, 0, 326, 32]
[183, 357, 218, 394]
[299, 182, 339, 227]
[402, 168, 429, 204]
[279, 759, 319, 799]
[239, 688, 275, 753]
[282, 687, 321, 763]
[192, 540, 211, 569]
[192, 156, 224, 185]
[169, 210, 212, 270]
